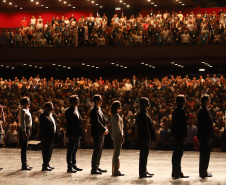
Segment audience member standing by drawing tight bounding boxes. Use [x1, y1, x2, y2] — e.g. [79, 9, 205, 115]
[197, 94, 214, 179]
[19, 97, 33, 170]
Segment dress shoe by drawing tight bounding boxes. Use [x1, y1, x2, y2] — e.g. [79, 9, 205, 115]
[113, 173, 125, 176]
[139, 174, 153, 178]
[67, 168, 77, 173]
[42, 167, 52, 171]
[73, 165, 83, 171]
[97, 168, 107, 173]
[21, 166, 32, 170]
[147, 172, 154, 176]
[48, 165, 55, 170]
[91, 170, 102, 174]
[172, 172, 188, 179]
[200, 173, 213, 179]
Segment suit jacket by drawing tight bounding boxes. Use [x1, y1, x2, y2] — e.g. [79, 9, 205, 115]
[171, 107, 187, 139]
[131, 79, 139, 87]
[136, 108, 156, 143]
[39, 111, 58, 141]
[197, 105, 214, 142]
[90, 106, 107, 137]
[65, 106, 82, 138]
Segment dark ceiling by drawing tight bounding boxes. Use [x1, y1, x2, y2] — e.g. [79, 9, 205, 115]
[0, 0, 199, 10]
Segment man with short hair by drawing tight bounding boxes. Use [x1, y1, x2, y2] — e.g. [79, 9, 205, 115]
[19, 97, 33, 170]
[39, 102, 57, 171]
[197, 94, 214, 179]
[90, 94, 109, 174]
[65, 95, 83, 173]
[136, 97, 156, 178]
[171, 95, 188, 178]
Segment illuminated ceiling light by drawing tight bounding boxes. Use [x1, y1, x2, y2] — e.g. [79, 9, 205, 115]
[126, 4, 130, 7]
[210, 66, 213, 68]
[63, 66, 66, 68]
[58, 64, 61, 67]
[72, 7, 76, 8]
[147, 0, 151, 2]
[23, 63, 27, 66]
[182, 3, 185, 5]
[29, 65, 32, 67]
[59, 0, 62, 1]
[68, 4, 71, 6]
[202, 62, 205, 64]
[141, 62, 145, 64]
[30, 0, 34, 2]
[95, 3, 98, 5]
[20, 7, 23, 9]
[45, 6, 48, 8]
[151, 2, 154, 4]
[68, 67, 71, 69]
[171, 62, 175, 64]
[181, 66, 184, 68]
[9, 2, 12, 5]
[176, 0, 179, 1]
[154, 4, 157, 6]
[152, 66, 156, 68]
[100, 6, 103, 8]
[124, 67, 127, 69]
[3, 0, 6, 3]
[36, 2, 39, 4]
[82, 63, 85, 65]
[199, 69, 205, 72]
[91, 1, 94, 3]
[116, 64, 119, 66]
[39, 67, 42, 69]
[1, 65, 4, 67]
[6, 66, 9, 68]
[179, 1, 182, 3]
[119, 0, 123, 2]
[175, 64, 178, 66]
[34, 66, 38, 68]
[120, 65, 123, 67]
[11, 67, 14, 69]
[96, 67, 99, 69]
[87, 65, 90, 67]
[63, 1, 67, 4]
[41, 4, 44, 6]
[149, 65, 152, 67]
[52, 63, 56, 65]
[123, 3, 126, 5]
[145, 64, 148, 66]
[91, 66, 95, 68]
[111, 63, 115, 65]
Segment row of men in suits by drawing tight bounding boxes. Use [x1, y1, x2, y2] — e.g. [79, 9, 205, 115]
[0, 93, 214, 179]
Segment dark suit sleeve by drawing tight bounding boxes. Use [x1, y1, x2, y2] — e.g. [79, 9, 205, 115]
[39, 113, 46, 140]
[90, 110, 106, 135]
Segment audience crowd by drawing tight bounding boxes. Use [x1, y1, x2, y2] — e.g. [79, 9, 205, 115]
[1, 9, 226, 47]
[0, 73, 225, 151]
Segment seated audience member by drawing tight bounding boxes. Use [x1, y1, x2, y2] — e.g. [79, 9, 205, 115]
[89, 32, 97, 47]
[22, 36, 29, 48]
[97, 34, 105, 46]
[181, 30, 191, 45]
[128, 32, 135, 46]
[165, 31, 174, 46]
[213, 32, 222, 45]
[134, 31, 143, 46]
[186, 118, 197, 151]
[199, 32, 208, 45]
[174, 32, 181, 45]
[116, 31, 124, 46]
[7, 28, 14, 47]
[157, 32, 165, 46]
[39, 35, 47, 47]
[34, 29, 43, 41]
[30, 36, 38, 47]
[222, 32, 226, 45]
[47, 34, 54, 47]
[143, 32, 151, 46]
[159, 117, 172, 150]
[14, 30, 22, 47]
[6, 123, 18, 148]
[54, 35, 63, 47]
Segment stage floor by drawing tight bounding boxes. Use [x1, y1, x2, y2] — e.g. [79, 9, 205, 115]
[0, 148, 226, 185]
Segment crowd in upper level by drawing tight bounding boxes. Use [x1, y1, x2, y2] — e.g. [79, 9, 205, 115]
[1, 8, 226, 47]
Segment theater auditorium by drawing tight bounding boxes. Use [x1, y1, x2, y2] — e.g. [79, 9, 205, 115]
[0, 0, 226, 184]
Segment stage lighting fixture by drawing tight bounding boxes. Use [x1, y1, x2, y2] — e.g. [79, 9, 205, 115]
[3, 0, 6, 3]
[199, 69, 205, 72]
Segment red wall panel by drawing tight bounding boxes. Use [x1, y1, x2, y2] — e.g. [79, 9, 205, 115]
[0, 10, 93, 28]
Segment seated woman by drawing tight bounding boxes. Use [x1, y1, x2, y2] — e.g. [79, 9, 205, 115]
[97, 34, 105, 46]
[39, 35, 47, 47]
[157, 32, 165, 46]
[30, 36, 38, 47]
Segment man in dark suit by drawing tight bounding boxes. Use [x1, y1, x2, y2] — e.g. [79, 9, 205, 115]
[65, 95, 83, 173]
[197, 94, 214, 179]
[171, 95, 189, 178]
[136, 97, 156, 178]
[39, 102, 57, 171]
[90, 94, 109, 174]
